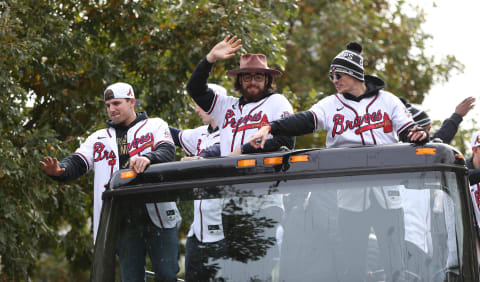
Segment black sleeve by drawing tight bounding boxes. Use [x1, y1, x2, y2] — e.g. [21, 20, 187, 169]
[241, 135, 296, 154]
[398, 124, 430, 145]
[431, 113, 463, 144]
[270, 111, 316, 136]
[51, 154, 88, 182]
[199, 143, 221, 158]
[186, 58, 216, 112]
[169, 126, 182, 148]
[469, 168, 480, 185]
[143, 142, 176, 164]
[239, 111, 314, 154]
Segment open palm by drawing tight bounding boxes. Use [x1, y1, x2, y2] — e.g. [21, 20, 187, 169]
[40, 156, 65, 176]
[207, 35, 242, 63]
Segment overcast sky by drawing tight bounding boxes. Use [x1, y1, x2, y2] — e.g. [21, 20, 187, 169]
[408, 0, 480, 129]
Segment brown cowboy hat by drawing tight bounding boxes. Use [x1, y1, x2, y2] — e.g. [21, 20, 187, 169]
[226, 53, 282, 77]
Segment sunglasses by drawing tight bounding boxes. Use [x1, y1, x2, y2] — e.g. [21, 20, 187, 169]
[241, 73, 266, 82]
[328, 73, 343, 82]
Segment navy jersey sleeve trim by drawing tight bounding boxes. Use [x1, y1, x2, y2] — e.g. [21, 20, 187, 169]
[199, 143, 221, 158]
[169, 126, 182, 148]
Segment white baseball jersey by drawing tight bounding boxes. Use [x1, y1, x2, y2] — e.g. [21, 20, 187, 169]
[309, 90, 415, 211]
[187, 199, 225, 243]
[400, 187, 432, 254]
[178, 125, 225, 243]
[309, 90, 414, 148]
[73, 117, 181, 241]
[207, 93, 293, 156]
[205, 93, 291, 219]
[178, 125, 220, 156]
[470, 183, 480, 227]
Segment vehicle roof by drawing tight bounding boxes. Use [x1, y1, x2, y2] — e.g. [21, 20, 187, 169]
[104, 142, 466, 199]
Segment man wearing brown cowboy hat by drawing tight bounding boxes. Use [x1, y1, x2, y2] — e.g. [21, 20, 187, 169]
[186, 35, 295, 157]
[186, 35, 294, 281]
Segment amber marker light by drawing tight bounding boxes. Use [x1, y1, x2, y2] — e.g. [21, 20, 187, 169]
[415, 148, 436, 155]
[290, 155, 309, 163]
[237, 159, 256, 168]
[264, 157, 283, 165]
[120, 170, 138, 179]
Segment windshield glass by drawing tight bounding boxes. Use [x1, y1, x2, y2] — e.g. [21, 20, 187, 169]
[110, 171, 464, 281]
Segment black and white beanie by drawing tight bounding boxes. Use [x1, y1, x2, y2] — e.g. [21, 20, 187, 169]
[408, 104, 431, 127]
[399, 97, 431, 127]
[330, 42, 364, 81]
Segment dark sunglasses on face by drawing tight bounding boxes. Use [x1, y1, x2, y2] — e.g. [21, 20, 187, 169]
[242, 73, 265, 82]
[328, 73, 343, 82]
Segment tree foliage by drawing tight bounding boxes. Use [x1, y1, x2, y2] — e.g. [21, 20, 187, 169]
[0, 0, 461, 279]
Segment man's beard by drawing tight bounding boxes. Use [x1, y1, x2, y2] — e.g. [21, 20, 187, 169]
[239, 85, 269, 103]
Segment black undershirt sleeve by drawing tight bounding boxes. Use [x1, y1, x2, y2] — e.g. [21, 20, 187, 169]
[143, 142, 176, 164]
[432, 113, 462, 144]
[240, 112, 315, 154]
[186, 58, 216, 112]
[241, 135, 295, 154]
[51, 154, 88, 182]
[270, 111, 316, 137]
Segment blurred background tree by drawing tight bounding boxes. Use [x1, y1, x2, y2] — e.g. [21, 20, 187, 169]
[0, 0, 465, 280]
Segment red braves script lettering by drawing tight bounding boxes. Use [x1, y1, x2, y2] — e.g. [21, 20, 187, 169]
[332, 110, 392, 137]
[129, 133, 153, 151]
[129, 133, 154, 156]
[93, 142, 116, 162]
[223, 110, 270, 132]
[223, 110, 264, 129]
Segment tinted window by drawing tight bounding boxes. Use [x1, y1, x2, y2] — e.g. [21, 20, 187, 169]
[105, 171, 464, 281]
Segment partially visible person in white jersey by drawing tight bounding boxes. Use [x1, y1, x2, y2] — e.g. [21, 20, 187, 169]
[248, 42, 428, 282]
[169, 83, 226, 158]
[169, 83, 227, 281]
[468, 130, 480, 226]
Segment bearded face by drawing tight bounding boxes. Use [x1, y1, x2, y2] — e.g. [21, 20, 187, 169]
[239, 73, 269, 102]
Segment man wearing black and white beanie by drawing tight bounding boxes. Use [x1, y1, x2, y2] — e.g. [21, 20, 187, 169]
[249, 41, 430, 281]
[329, 42, 365, 81]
